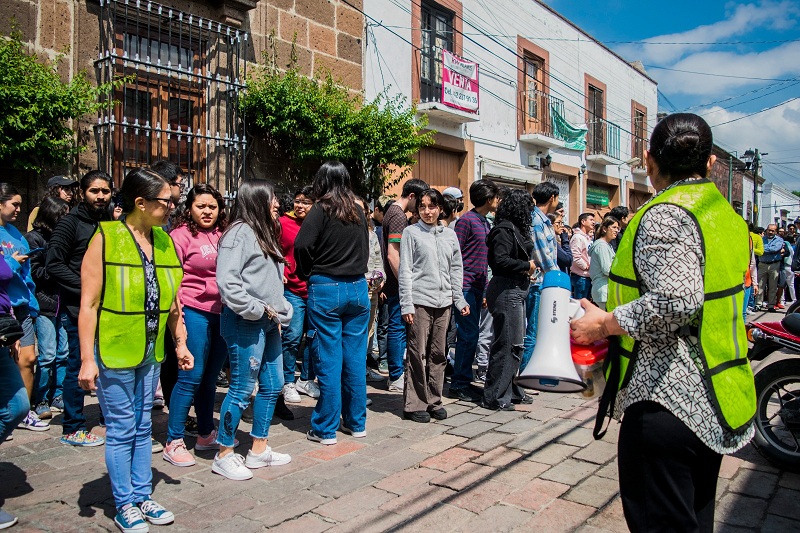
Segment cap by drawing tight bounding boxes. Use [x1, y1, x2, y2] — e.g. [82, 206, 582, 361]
[47, 175, 77, 188]
[443, 186, 463, 199]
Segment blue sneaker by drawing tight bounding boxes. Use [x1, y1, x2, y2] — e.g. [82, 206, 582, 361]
[34, 402, 52, 420]
[0, 508, 18, 529]
[137, 499, 174, 525]
[114, 504, 148, 533]
[50, 396, 64, 413]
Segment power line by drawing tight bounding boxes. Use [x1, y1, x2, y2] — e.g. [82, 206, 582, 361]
[377, 0, 650, 140]
[644, 65, 797, 82]
[682, 79, 800, 112]
[373, 26, 800, 45]
[699, 81, 800, 116]
[710, 98, 799, 127]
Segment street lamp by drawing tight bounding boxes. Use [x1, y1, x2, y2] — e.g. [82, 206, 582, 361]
[742, 148, 768, 225]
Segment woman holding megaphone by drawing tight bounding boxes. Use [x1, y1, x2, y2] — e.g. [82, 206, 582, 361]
[571, 113, 755, 533]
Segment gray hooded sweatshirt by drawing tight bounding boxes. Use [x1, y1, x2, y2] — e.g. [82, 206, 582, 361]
[216, 222, 293, 326]
[399, 220, 468, 315]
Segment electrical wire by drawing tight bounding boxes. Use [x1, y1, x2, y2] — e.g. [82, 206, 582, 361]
[699, 81, 800, 116]
[681, 79, 800, 112]
[710, 97, 799, 127]
[644, 65, 797, 82]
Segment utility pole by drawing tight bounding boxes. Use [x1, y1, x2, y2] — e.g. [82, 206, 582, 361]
[743, 148, 767, 225]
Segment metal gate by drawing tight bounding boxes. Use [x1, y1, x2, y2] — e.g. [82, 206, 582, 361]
[94, 0, 247, 197]
[544, 172, 570, 224]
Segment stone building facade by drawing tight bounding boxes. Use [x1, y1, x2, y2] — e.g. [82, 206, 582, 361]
[2, 0, 365, 215]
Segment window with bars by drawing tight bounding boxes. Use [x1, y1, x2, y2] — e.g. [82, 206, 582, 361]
[587, 85, 604, 154]
[632, 107, 646, 165]
[95, 0, 246, 195]
[420, 1, 455, 103]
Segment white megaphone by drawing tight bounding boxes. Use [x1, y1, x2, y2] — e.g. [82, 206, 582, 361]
[515, 270, 587, 393]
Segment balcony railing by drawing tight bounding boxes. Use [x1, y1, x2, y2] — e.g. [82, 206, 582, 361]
[520, 89, 565, 139]
[587, 118, 621, 160]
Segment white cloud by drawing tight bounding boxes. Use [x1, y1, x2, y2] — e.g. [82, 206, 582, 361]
[707, 97, 800, 189]
[618, 0, 800, 65]
[652, 40, 800, 96]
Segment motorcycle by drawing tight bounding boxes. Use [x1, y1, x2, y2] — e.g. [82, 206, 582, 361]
[746, 301, 800, 471]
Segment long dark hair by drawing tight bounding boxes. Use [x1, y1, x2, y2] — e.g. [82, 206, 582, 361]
[32, 196, 69, 236]
[176, 183, 228, 236]
[44, 184, 79, 209]
[226, 180, 283, 262]
[495, 189, 532, 235]
[312, 161, 362, 224]
[0, 183, 21, 204]
[119, 168, 168, 213]
[649, 113, 713, 181]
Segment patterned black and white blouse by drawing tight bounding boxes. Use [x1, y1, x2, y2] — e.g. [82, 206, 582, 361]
[611, 179, 754, 454]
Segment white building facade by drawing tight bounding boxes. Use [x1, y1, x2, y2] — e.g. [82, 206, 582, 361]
[364, 0, 658, 223]
[760, 182, 800, 229]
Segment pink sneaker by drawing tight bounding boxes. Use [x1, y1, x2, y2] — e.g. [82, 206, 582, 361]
[195, 429, 239, 451]
[163, 439, 196, 467]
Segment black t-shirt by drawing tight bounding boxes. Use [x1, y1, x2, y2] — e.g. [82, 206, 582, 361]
[294, 203, 369, 280]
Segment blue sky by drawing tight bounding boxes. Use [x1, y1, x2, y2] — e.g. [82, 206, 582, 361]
[543, 0, 800, 190]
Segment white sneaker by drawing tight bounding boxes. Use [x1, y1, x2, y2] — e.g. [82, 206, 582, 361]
[282, 383, 302, 403]
[340, 423, 367, 438]
[211, 452, 253, 480]
[366, 368, 384, 382]
[295, 379, 320, 399]
[244, 446, 292, 468]
[388, 374, 405, 392]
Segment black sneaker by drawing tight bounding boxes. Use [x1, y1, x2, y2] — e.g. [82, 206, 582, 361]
[403, 411, 431, 423]
[446, 387, 482, 403]
[428, 407, 447, 420]
[273, 395, 295, 421]
[241, 404, 254, 424]
[216, 370, 229, 388]
[512, 394, 535, 405]
[480, 401, 515, 412]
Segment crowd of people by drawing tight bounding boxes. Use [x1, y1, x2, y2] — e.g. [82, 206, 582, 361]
[0, 113, 763, 533]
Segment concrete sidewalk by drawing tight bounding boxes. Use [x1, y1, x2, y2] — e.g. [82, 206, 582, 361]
[1, 306, 798, 532]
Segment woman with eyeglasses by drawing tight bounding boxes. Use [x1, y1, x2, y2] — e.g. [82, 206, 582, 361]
[279, 186, 319, 404]
[588, 217, 620, 310]
[78, 168, 193, 532]
[162, 184, 231, 467]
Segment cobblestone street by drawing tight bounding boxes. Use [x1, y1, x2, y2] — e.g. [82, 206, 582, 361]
[2, 350, 800, 533]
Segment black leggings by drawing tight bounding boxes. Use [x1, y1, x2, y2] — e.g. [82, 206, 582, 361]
[618, 401, 722, 533]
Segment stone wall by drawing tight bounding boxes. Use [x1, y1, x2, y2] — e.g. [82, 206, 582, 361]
[1, 0, 365, 195]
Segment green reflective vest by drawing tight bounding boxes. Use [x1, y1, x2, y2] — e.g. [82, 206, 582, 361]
[601, 179, 755, 434]
[94, 221, 183, 369]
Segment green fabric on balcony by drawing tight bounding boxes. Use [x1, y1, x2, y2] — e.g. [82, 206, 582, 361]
[552, 106, 587, 151]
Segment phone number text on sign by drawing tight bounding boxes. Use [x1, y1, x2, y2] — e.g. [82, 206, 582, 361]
[441, 50, 479, 113]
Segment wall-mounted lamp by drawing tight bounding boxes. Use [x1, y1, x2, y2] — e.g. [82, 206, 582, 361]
[579, 163, 587, 175]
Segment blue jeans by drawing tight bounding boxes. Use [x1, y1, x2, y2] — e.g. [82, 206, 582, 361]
[743, 285, 753, 322]
[33, 312, 69, 405]
[522, 284, 542, 370]
[166, 307, 228, 442]
[451, 289, 483, 390]
[307, 275, 370, 439]
[571, 274, 592, 300]
[0, 348, 29, 442]
[217, 307, 283, 448]
[62, 313, 87, 434]
[96, 358, 158, 508]
[282, 290, 314, 383]
[385, 295, 406, 381]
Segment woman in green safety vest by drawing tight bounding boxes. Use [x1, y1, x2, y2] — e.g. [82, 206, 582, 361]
[571, 113, 755, 532]
[78, 168, 194, 533]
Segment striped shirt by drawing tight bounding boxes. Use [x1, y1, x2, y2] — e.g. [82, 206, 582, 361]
[454, 209, 491, 292]
[530, 206, 558, 284]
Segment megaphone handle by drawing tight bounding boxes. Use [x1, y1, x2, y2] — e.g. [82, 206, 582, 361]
[568, 298, 586, 321]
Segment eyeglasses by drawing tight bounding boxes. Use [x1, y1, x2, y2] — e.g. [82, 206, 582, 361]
[293, 199, 313, 206]
[147, 197, 176, 207]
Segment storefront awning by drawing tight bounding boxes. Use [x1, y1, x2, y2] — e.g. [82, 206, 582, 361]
[480, 158, 542, 185]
